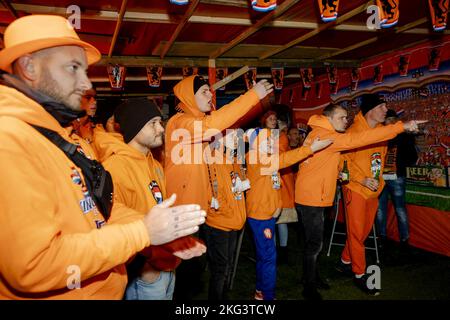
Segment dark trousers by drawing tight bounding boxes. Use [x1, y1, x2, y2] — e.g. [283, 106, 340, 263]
[295, 204, 325, 287]
[202, 224, 239, 300]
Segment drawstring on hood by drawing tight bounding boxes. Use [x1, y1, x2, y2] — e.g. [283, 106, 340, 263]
[0, 72, 84, 127]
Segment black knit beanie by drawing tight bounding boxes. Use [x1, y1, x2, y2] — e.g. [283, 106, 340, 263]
[193, 75, 208, 94]
[114, 97, 162, 143]
[360, 94, 385, 115]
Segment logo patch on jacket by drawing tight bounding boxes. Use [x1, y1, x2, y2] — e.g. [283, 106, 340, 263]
[79, 185, 95, 214]
[149, 180, 163, 204]
[70, 166, 82, 185]
[263, 228, 272, 239]
[371, 152, 382, 178]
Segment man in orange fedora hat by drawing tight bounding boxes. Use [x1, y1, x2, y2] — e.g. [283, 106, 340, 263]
[0, 14, 206, 299]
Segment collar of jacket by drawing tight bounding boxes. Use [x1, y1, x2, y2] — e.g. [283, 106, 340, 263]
[0, 72, 85, 127]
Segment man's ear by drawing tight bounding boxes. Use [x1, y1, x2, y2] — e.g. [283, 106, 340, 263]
[14, 55, 38, 81]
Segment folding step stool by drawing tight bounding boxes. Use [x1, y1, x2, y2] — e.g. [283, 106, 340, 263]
[326, 184, 380, 264]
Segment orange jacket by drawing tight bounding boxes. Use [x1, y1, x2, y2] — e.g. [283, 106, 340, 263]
[94, 131, 201, 271]
[164, 75, 260, 210]
[295, 114, 405, 207]
[0, 85, 149, 299]
[341, 112, 389, 199]
[246, 129, 313, 220]
[205, 145, 247, 231]
[279, 132, 295, 209]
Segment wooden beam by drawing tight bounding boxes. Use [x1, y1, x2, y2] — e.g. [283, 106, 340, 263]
[211, 65, 249, 91]
[1, 0, 19, 18]
[317, 17, 429, 60]
[97, 56, 359, 68]
[160, 0, 200, 59]
[108, 0, 128, 57]
[4, 3, 442, 35]
[200, 0, 248, 8]
[209, 0, 300, 59]
[258, 1, 372, 60]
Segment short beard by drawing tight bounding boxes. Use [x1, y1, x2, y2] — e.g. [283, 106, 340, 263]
[36, 67, 80, 111]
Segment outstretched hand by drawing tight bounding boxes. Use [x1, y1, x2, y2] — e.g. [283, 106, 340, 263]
[403, 120, 428, 133]
[143, 194, 206, 246]
[173, 241, 207, 260]
[310, 137, 334, 153]
[253, 79, 274, 100]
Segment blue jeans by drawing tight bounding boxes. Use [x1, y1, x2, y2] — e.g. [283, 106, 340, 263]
[247, 217, 276, 300]
[124, 271, 175, 300]
[376, 177, 410, 241]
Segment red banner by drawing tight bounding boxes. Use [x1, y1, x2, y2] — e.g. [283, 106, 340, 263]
[215, 68, 228, 91]
[351, 67, 360, 91]
[252, 0, 277, 12]
[429, 48, 442, 71]
[398, 55, 410, 77]
[271, 68, 284, 90]
[146, 66, 163, 88]
[107, 64, 126, 90]
[428, 0, 449, 31]
[317, 0, 339, 22]
[377, 0, 400, 28]
[244, 67, 257, 90]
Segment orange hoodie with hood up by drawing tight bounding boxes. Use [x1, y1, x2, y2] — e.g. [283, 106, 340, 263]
[341, 112, 389, 199]
[0, 84, 150, 299]
[295, 114, 405, 207]
[205, 143, 247, 232]
[164, 75, 260, 210]
[246, 128, 314, 220]
[94, 131, 201, 271]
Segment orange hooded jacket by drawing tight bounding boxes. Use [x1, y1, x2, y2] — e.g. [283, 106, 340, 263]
[246, 129, 313, 220]
[164, 75, 260, 210]
[94, 130, 202, 271]
[0, 84, 150, 299]
[205, 144, 247, 231]
[341, 112, 389, 199]
[295, 114, 405, 207]
[279, 131, 296, 209]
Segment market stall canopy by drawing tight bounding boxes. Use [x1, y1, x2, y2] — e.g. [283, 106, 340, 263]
[0, 0, 448, 96]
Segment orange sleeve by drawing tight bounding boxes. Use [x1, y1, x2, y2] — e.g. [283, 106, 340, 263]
[174, 90, 260, 143]
[256, 146, 313, 172]
[329, 122, 404, 152]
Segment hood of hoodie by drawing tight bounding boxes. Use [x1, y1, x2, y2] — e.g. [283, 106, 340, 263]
[0, 83, 70, 136]
[173, 75, 205, 117]
[307, 114, 335, 131]
[93, 129, 148, 163]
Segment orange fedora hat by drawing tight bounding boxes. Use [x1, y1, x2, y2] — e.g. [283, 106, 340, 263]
[0, 15, 101, 73]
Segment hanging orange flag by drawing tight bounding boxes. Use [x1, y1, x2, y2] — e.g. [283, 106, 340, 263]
[244, 67, 257, 90]
[252, 0, 277, 12]
[377, 0, 400, 28]
[170, 0, 189, 5]
[351, 68, 360, 91]
[146, 66, 163, 88]
[271, 67, 284, 90]
[300, 68, 313, 89]
[215, 68, 228, 91]
[107, 64, 126, 90]
[374, 64, 384, 84]
[428, 0, 448, 31]
[182, 66, 198, 78]
[398, 55, 410, 77]
[317, 0, 339, 22]
[429, 48, 442, 71]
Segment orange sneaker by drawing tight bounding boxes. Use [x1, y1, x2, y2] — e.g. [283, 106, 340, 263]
[254, 290, 264, 300]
